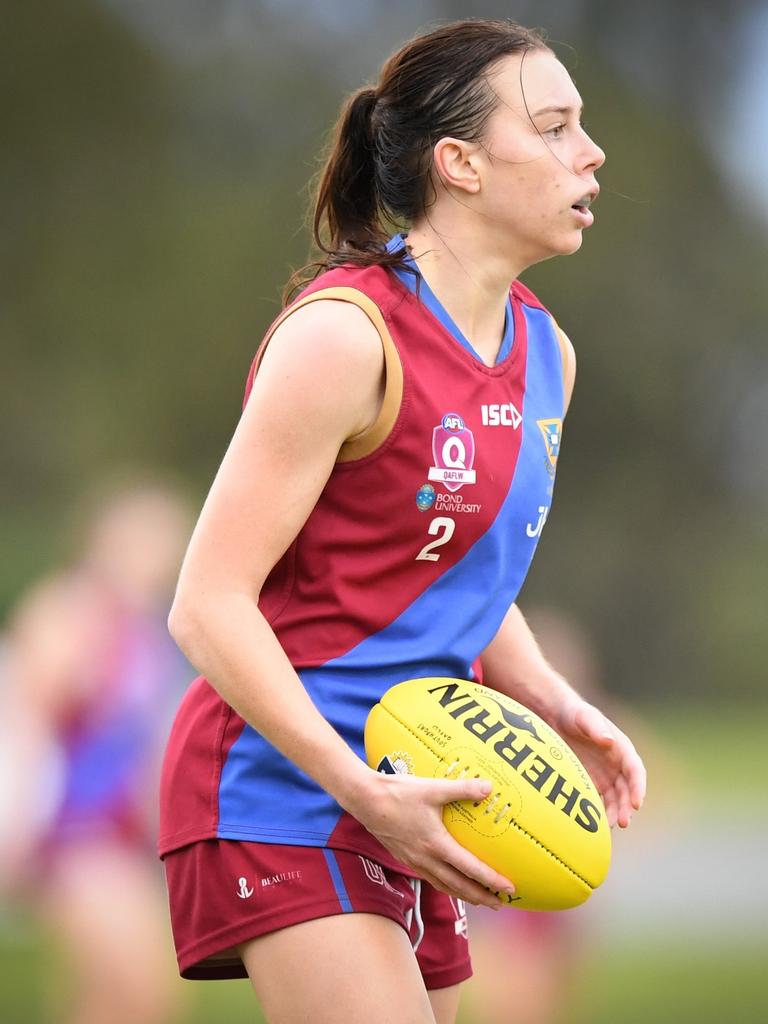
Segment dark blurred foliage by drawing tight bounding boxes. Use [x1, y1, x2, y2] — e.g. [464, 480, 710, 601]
[2, 0, 767, 703]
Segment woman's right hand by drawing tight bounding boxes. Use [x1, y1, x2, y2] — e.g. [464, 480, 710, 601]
[346, 769, 516, 910]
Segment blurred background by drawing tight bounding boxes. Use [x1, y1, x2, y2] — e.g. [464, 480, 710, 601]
[1, 1, 766, 1021]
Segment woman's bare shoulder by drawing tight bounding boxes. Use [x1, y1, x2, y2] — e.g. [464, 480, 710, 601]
[252, 296, 386, 440]
[261, 296, 385, 377]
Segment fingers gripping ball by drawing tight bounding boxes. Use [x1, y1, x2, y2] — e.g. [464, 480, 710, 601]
[364, 678, 611, 911]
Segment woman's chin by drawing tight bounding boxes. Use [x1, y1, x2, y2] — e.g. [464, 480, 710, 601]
[528, 234, 584, 266]
[556, 231, 585, 256]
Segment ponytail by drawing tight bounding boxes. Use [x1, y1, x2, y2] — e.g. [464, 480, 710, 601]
[314, 87, 382, 256]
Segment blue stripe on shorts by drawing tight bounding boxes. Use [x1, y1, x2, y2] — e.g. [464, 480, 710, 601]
[322, 849, 353, 913]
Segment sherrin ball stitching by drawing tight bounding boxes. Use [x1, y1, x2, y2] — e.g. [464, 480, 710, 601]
[380, 705, 594, 891]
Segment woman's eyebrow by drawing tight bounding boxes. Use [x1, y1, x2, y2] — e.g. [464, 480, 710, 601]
[531, 104, 585, 118]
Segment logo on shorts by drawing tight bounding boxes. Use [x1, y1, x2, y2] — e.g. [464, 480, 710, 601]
[429, 413, 477, 492]
[260, 870, 303, 888]
[237, 876, 254, 899]
[359, 857, 405, 899]
[450, 897, 469, 940]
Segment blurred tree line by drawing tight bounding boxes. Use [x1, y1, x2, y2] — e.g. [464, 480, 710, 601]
[2, 0, 767, 704]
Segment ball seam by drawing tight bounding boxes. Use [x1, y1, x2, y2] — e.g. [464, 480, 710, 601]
[382, 706, 595, 891]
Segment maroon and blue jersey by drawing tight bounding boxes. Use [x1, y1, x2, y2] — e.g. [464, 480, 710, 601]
[159, 253, 568, 867]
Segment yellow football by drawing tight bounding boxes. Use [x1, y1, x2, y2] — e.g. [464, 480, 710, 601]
[364, 677, 611, 911]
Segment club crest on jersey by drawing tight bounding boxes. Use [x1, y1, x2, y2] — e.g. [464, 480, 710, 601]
[536, 418, 562, 477]
[429, 413, 477, 493]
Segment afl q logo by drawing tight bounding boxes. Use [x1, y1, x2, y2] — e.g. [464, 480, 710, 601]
[430, 412, 477, 493]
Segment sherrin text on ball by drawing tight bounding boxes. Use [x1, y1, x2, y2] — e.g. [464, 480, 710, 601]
[365, 678, 612, 911]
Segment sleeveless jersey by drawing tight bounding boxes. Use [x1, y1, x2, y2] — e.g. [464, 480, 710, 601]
[159, 261, 569, 867]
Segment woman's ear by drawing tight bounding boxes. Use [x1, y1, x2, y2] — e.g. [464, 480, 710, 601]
[432, 137, 482, 194]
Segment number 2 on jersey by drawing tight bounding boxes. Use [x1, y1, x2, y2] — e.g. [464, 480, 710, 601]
[415, 516, 456, 562]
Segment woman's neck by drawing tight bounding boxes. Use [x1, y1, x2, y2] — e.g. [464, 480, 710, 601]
[405, 222, 522, 367]
[403, 225, 524, 368]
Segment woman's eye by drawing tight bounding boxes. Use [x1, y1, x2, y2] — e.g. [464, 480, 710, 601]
[545, 124, 565, 139]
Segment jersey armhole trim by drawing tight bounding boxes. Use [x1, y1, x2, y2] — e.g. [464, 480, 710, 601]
[551, 319, 575, 415]
[249, 286, 403, 463]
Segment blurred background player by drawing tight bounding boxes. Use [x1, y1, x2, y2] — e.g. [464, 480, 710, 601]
[0, 480, 192, 1024]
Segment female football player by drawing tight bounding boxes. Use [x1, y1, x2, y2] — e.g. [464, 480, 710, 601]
[160, 19, 646, 1024]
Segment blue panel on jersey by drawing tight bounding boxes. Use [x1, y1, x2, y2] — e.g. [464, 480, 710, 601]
[216, 719, 342, 843]
[216, 301, 563, 847]
[216, 654, 472, 844]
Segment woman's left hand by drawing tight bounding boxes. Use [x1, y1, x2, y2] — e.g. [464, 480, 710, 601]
[550, 697, 646, 828]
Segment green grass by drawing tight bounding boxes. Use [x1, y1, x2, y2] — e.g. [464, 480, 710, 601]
[566, 942, 766, 1024]
[193, 946, 768, 1024]
[0, 918, 262, 1024]
[1, 921, 764, 1024]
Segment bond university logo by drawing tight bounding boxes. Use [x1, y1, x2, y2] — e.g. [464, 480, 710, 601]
[537, 418, 562, 478]
[429, 413, 476, 492]
[415, 482, 436, 511]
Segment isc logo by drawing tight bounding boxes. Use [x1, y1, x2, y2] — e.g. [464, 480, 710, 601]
[481, 403, 522, 429]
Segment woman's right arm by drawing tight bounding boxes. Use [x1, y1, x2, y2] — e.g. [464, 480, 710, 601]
[168, 299, 514, 907]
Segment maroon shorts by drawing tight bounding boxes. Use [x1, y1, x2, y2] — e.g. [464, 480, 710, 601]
[164, 839, 471, 990]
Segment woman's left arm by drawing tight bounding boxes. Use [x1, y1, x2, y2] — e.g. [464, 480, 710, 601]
[480, 603, 647, 828]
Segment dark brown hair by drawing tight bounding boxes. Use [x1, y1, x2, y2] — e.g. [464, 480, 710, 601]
[285, 19, 549, 302]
